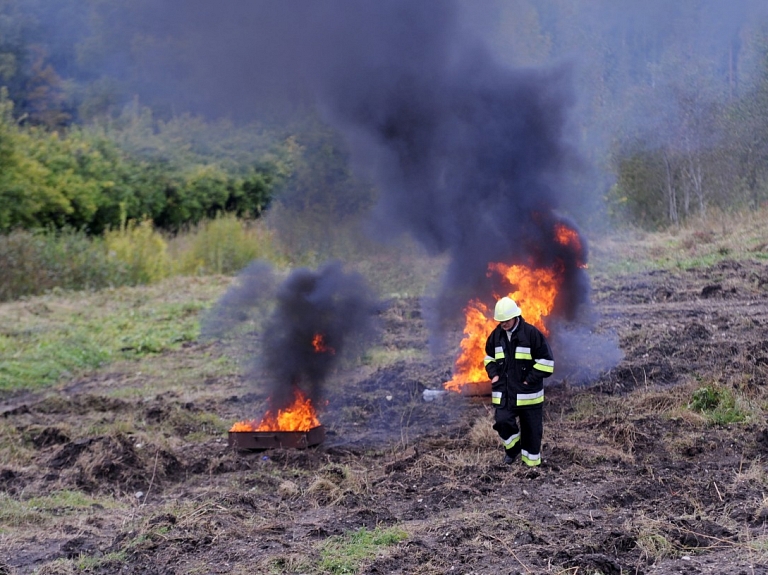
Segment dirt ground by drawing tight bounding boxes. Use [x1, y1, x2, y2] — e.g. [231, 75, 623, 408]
[2, 258, 768, 574]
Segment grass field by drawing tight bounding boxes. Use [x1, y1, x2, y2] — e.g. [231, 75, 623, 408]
[1, 206, 767, 574]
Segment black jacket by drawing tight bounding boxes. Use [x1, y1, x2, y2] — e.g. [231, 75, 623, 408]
[484, 318, 554, 409]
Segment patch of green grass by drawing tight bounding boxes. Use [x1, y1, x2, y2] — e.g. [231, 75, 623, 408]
[362, 347, 421, 368]
[0, 490, 121, 527]
[76, 551, 127, 571]
[318, 526, 408, 575]
[688, 384, 747, 425]
[0, 277, 228, 392]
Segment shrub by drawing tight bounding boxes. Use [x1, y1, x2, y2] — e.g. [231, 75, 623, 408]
[0, 228, 123, 301]
[173, 213, 286, 275]
[104, 218, 169, 285]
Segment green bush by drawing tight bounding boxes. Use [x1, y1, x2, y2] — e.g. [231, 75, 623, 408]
[173, 213, 285, 275]
[104, 218, 170, 285]
[0, 228, 124, 301]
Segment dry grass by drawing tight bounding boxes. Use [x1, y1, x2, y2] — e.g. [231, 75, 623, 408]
[589, 204, 768, 275]
[306, 478, 345, 507]
[733, 458, 767, 487]
[467, 413, 498, 448]
[631, 517, 678, 562]
[304, 464, 373, 507]
[0, 421, 36, 467]
[554, 438, 634, 465]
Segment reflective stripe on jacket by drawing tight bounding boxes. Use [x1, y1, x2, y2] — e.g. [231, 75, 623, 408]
[484, 318, 554, 409]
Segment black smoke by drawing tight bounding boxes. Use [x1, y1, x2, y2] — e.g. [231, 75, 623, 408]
[120, 1, 588, 328]
[125, 1, 606, 380]
[203, 261, 380, 410]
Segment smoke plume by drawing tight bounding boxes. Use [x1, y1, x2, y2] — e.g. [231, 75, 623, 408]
[131, 1, 607, 375]
[145, 2, 584, 312]
[203, 261, 380, 409]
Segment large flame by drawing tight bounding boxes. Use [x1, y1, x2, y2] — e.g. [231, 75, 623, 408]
[443, 222, 584, 394]
[230, 387, 321, 432]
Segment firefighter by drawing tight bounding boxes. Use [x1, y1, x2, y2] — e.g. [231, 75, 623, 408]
[484, 297, 554, 467]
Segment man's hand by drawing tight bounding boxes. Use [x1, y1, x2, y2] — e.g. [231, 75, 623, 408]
[491, 376, 499, 383]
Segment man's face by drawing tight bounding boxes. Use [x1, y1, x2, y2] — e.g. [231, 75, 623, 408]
[499, 317, 517, 331]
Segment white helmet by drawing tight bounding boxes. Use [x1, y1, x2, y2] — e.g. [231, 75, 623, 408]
[493, 297, 522, 322]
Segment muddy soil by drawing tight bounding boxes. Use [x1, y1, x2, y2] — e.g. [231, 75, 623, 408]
[2, 259, 768, 574]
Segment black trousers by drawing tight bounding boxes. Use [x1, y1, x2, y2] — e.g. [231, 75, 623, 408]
[493, 404, 543, 466]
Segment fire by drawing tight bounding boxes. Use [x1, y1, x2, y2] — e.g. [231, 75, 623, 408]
[444, 300, 493, 390]
[312, 333, 335, 354]
[229, 387, 321, 432]
[488, 263, 560, 336]
[443, 263, 560, 393]
[443, 221, 584, 394]
[554, 222, 587, 268]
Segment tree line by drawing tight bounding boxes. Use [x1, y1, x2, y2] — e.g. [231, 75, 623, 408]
[3, 0, 768, 232]
[490, 0, 768, 228]
[0, 89, 291, 233]
[607, 48, 768, 229]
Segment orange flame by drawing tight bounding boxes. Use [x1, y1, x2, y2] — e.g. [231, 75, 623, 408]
[489, 262, 560, 336]
[443, 263, 560, 392]
[554, 222, 587, 268]
[312, 333, 335, 355]
[444, 222, 583, 394]
[229, 387, 321, 432]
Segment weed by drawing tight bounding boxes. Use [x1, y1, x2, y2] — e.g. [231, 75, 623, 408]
[689, 386, 720, 411]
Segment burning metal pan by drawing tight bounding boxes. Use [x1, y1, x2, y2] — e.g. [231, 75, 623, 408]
[441, 381, 491, 397]
[228, 425, 325, 450]
[424, 381, 491, 401]
[457, 381, 491, 397]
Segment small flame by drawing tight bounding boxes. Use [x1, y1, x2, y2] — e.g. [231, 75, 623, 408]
[554, 222, 586, 268]
[230, 387, 321, 432]
[312, 333, 335, 355]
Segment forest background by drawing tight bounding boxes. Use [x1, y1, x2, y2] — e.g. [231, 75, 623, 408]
[2, 0, 768, 301]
